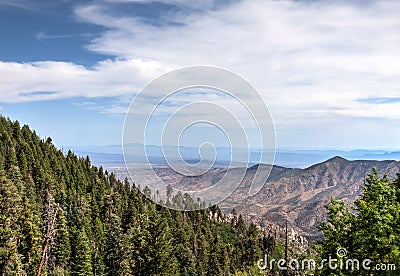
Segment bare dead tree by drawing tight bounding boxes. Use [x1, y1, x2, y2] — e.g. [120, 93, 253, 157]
[37, 190, 59, 276]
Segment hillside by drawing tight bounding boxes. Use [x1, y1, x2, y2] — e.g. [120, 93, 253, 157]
[0, 116, 276, 275]
[132, 156, 400, 239]
[222, 157, 400, 239]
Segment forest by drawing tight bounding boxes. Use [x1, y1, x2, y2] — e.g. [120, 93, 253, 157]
[1, 115, 399, 275]
[0, 116, 278, 275]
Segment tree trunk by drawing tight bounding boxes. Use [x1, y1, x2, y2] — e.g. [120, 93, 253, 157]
[37, 206, 58, 276]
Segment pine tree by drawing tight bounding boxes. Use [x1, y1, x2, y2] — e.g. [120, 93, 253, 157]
[0, 170, 24, 275]
[352, 169, 400, 266]
[207, 233, 224, 275]
[19, 195, 42, 275]
[316, 169, 400, 275]
[51, 209, 71, 274]
[71, 227, 93, 276]
[104, 214, 123, 275]
[92, 217, 106, 276]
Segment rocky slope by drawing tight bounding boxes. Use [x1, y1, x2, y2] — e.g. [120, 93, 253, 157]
[223, 156, 400, 239]
[118, 157, 400, 239]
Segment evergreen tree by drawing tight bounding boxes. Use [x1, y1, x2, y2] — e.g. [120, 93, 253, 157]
[316, 169, 400, 275]
[19, 194, 42, 275]
[71, 227, 93, 276]
[0, 170, 24, 275]
[51, 209, 71, 274]
[104, 214, 123, 275]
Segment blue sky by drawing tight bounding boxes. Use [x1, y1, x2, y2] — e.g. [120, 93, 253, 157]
[0, 0, 400, 150]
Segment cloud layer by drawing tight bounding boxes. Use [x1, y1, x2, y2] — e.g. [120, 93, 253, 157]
[1, 0, 400, 148]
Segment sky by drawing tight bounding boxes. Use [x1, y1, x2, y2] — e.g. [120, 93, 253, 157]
[0, 0, 400, 150]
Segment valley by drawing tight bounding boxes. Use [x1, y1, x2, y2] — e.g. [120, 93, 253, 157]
[113, 156, 400, 240]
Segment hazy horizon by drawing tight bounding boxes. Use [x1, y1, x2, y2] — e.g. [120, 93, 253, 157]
[65, 143, 400, 169]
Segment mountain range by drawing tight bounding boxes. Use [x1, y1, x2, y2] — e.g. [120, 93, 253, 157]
[118, 156, 400, 240]
[227, 156, 400, 239]
[70, 144, 400, 240]
[70, 143, 400, 168]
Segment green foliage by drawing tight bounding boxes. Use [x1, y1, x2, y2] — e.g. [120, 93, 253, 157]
[51, 209, 71, 273]
[0, 116, 274, 275]
[316, 168, 400, 275]
[0, 170, 25, 274]
[71, 227, 93, 276]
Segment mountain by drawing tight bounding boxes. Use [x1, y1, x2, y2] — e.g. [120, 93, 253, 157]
[130, 156, 400, 240]
[226, 156, 400, 239]
[65, 142, 400, 241]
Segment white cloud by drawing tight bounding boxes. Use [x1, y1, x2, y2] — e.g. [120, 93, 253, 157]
[73, 0, 400, 122]
[1, 0, 400, 148]
[0, 59, 170, 102]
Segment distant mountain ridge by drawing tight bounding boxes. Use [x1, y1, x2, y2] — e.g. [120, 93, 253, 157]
[124, 156, 400, 240]
[71, 143, 400, 168]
